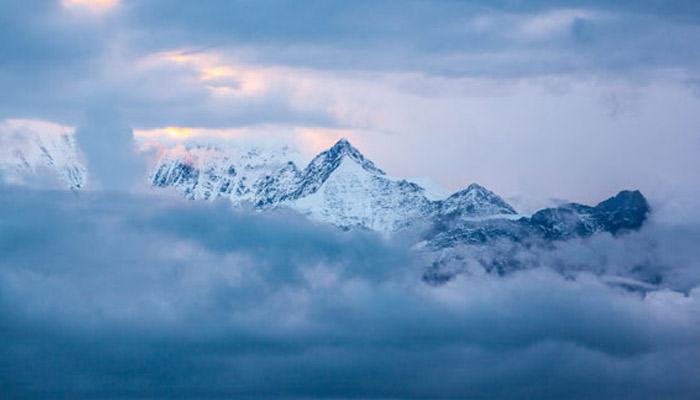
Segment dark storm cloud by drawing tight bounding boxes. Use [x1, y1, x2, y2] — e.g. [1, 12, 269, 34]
[0, 185, 699, 399]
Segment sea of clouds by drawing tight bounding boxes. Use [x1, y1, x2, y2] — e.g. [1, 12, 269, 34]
[1, 185, 699, 399]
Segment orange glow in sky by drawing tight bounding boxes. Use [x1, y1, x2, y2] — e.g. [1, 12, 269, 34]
[164, 127, 193, 138]
[136, 127, 199, 140]
[158, 50, 269, 96]
[61, 0, 120, 12]
[133, 125, 364, 161]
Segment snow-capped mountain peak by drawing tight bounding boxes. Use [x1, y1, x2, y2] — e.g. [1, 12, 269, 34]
[291, 138, 385, 199]
[441, 183, 517, 218]
[327, 138, 383, 171]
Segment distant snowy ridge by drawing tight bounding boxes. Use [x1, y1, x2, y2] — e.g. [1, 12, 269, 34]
[149, 137, 648, 242]
[148, 138, 651, 284]
[0, 119, 86, 189]
[150, 138, 520, 234]
[0, 125, 649, 243]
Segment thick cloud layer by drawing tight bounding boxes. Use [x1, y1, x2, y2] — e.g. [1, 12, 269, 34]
[1, 185, 699, 399]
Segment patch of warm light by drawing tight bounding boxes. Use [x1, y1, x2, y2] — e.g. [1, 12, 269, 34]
[135, 127, 199, 141]
[165, 54, 191, 64]
[61, 0, 120, 12]
[161, 51, 214, 66]
[165, 127, 193, 138]
[200, 67, 234, 81]
[155, 50, 269, 96]
[134, 125, 362, 155]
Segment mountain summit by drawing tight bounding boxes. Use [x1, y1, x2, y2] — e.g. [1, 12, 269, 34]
[290, 138, 386, 200]
[441, 183, 517, 218]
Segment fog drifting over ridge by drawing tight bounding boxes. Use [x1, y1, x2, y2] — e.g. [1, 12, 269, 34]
[1, 185, 700, 399]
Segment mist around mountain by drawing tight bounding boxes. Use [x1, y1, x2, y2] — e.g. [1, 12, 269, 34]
[1, 122, 699, 400]
[0, 122, 658, 283]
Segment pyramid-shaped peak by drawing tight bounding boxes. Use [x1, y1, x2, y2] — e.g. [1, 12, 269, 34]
[465, 183, 486, 192]
[448, 183, 489, 198]
[288, 137, 386, 199]
[333, 137, 351, 147]
[444, 183, 517, 216]
[319, 138, 385, 175]
[328, 137, 358, 155]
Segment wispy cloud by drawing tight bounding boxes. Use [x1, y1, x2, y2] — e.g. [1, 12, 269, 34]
[61, 0, 120, 13]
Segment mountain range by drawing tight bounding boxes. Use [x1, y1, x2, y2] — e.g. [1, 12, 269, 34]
[0, 126, 650, 284]
[150, 138, 648, 240]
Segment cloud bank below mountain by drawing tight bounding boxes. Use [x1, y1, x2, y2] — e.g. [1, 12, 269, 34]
[1, 186, 699, 399]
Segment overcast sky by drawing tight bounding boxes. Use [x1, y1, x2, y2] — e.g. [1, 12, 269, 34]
[2, 0, 700, 214]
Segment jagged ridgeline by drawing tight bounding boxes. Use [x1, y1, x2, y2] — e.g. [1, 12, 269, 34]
[150, 138, 651, 285]
[1, 130, 650, 282]
[151, 138, 649, 237]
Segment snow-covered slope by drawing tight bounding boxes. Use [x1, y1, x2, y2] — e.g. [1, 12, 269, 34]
[287, 139, 436, 233]
[150, 143, 303, 203]
[0, 119, 86, 189]
[406, 176, 451, 201]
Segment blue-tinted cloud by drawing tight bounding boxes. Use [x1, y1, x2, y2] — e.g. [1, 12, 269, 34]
[0, 186, 699, 399]
[2, 0, 700, 125]
[2, 3, 699, 398]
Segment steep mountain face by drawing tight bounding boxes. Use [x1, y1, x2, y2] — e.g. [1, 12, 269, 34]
[290, 154, 435, 233]
[0, 120, 86, 189]
[289, 138, 386, 199]
[283, 139, 438, 233]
